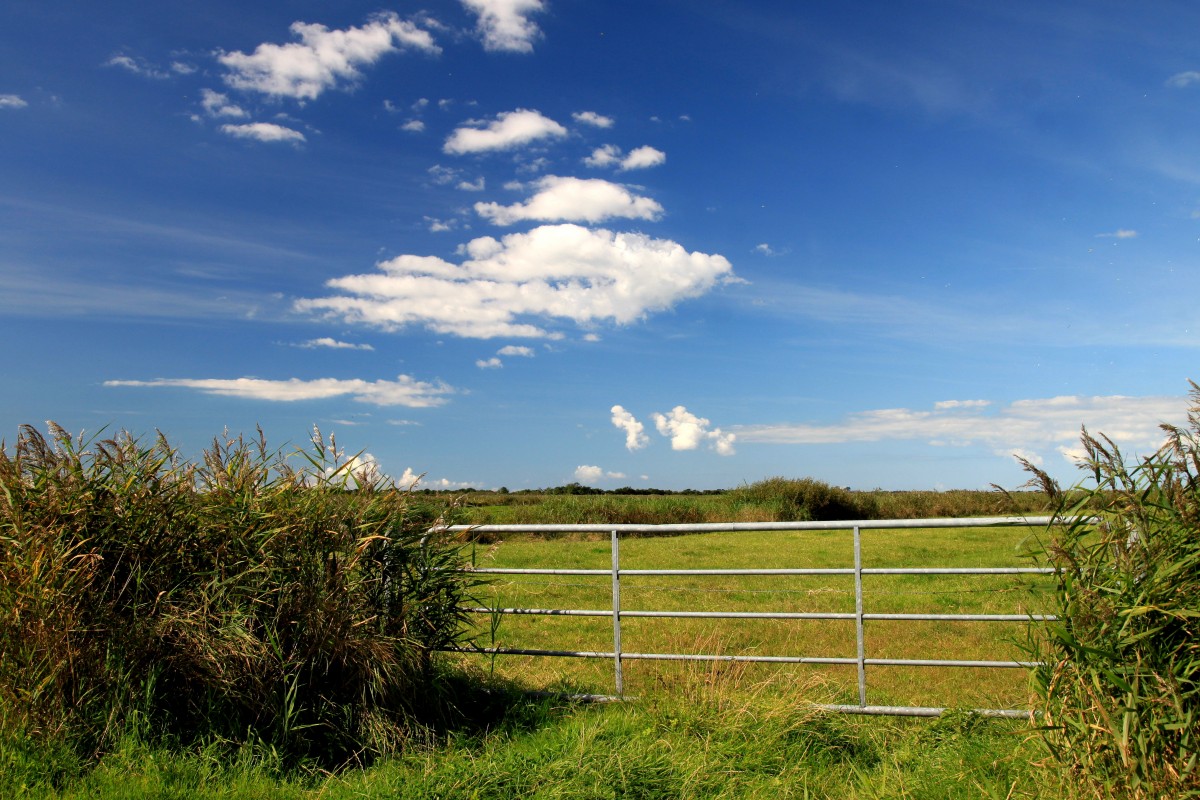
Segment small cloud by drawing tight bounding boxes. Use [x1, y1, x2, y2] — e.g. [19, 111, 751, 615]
[574, 465, 625, 484]
[425, 216, 458, 232]
[475, 175, 662, 225]
[443, 108, 567, 154]
[584, 144, 666, 171]
[619, 145, 666, 171]
[171, 61, 197, 75]
[652, 405, 736, 455]
[298, 337, 374, 351]
[201, 88, 248, 118]
[754, 244, 775, 256]
[584, 144, 621, 168]
[1095, 229, 1137, 239]
[457, 176, 486, 191]
[476, 357, 503, 368]
[106, 54, 171, 79]
[498, 345, 534, 357]
[462, 0, 545, 53]
[428, 164, 460, 185]
[387, 419, 422, 426]
[221, 122, 305, 144]
[0, 94, 28, 109]
[1166, 71, 1200, 88]
[611, 405, 649, 451]
[573, 110, 614, 128]
[401, 119, 426, 132]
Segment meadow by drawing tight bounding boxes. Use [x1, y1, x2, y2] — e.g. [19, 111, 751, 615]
[2, 412, 1196, 799]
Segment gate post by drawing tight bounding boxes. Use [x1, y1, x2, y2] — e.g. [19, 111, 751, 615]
[854, 525, 867, 706]
[611, 529, 624, 696]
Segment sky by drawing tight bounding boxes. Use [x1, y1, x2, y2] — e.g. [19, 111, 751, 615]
[2, 0, 1198, 492]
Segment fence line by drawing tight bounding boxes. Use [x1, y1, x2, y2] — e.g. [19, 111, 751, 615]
[440, 516, 1059, 718]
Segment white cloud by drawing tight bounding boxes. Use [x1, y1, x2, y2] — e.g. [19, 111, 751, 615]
[583, 144, 666, 171]
[457, 176, 486, 191]
[584, 144, 621, 168]
[1096, 229, 1138, 239]
[461, 0, 544, 53]
[425, 216, 458, 232]
[106, 54, 171, 79]
[735, 394, 1188, 466]
[201, 88, 248, 118]
[652, 406, 736, 455]
[620, 145, 666, 171]
[0, 94, 28, 109]
[753, 244, 775, 256]
[574, 465, 625, 483]
[1166, 71, 1200, 88]
[401, 119, 426, 132]
[218, 12, 439, 101]
[428, 164, 460, 184]
[498, 345, 534, 357]
[444, 108, 566, 154]
[476, 357, 503, 368]
[611, 405, 649, 451]
[221, 122, 305, 143]
[295, 223, 735, 339]
[172, 61, 197, 75]
[298, 337, 374, 351]
[104, 374, 455, 407]
[573, 110, 614, 128]
[475, 175, 663, 226]
[933, 399, 990, 410]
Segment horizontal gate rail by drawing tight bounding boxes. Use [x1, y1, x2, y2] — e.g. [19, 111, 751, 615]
[440, 516, 1069, 718]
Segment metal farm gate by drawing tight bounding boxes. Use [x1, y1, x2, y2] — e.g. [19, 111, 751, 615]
[443, 517, 1058, 718]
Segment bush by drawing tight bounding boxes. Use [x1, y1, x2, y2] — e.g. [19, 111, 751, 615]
[728, 477, 878, 521]
[0, 424, 479, 765]
[1021, 382, 1200, 798]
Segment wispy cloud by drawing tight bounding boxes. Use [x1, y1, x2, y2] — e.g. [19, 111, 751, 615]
[296, 223, 735, 339]
[443, 108, 566, 154]
[1166, 71, 1200, 88]
[461, 0, 545, 53]
[200, 89, 247, 119]
[105, 374, 455, 407]
[106, 54, 172, 79]
[498, 345, 534, 357]
[297, 337, 374, 351]
[218, 12, 439, 101]
[735, 394, 1187, 466]
[1095, 229, 1137, 239]
[221, 122, 306, 143]
[475, 176, 663, 225]
[0, 94, 28, 109]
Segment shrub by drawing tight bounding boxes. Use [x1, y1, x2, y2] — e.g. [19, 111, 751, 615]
[0, 424, 479, 765]
[1021, 382, 1200, 798]
[728, 477, 878, 521]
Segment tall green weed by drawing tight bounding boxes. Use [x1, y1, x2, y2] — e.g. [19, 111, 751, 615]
[0, 425, 479, 765]
[1021, 382, 1200, 798]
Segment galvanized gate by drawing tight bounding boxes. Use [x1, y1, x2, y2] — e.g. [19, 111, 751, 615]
[444, 517, 1057, 718]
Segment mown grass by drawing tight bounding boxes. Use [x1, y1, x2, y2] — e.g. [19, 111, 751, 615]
[461, 523, 1052, 711]
[4, 681, 1048, 799]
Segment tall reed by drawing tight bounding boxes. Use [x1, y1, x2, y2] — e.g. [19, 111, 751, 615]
[0, 424, 479, 765]
[1021, 382, 1199, 798]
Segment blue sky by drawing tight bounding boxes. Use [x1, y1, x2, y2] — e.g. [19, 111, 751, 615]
[2, 0, 1198, 491]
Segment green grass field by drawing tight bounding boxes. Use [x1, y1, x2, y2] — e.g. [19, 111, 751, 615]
[456, 522, 1053, 713]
